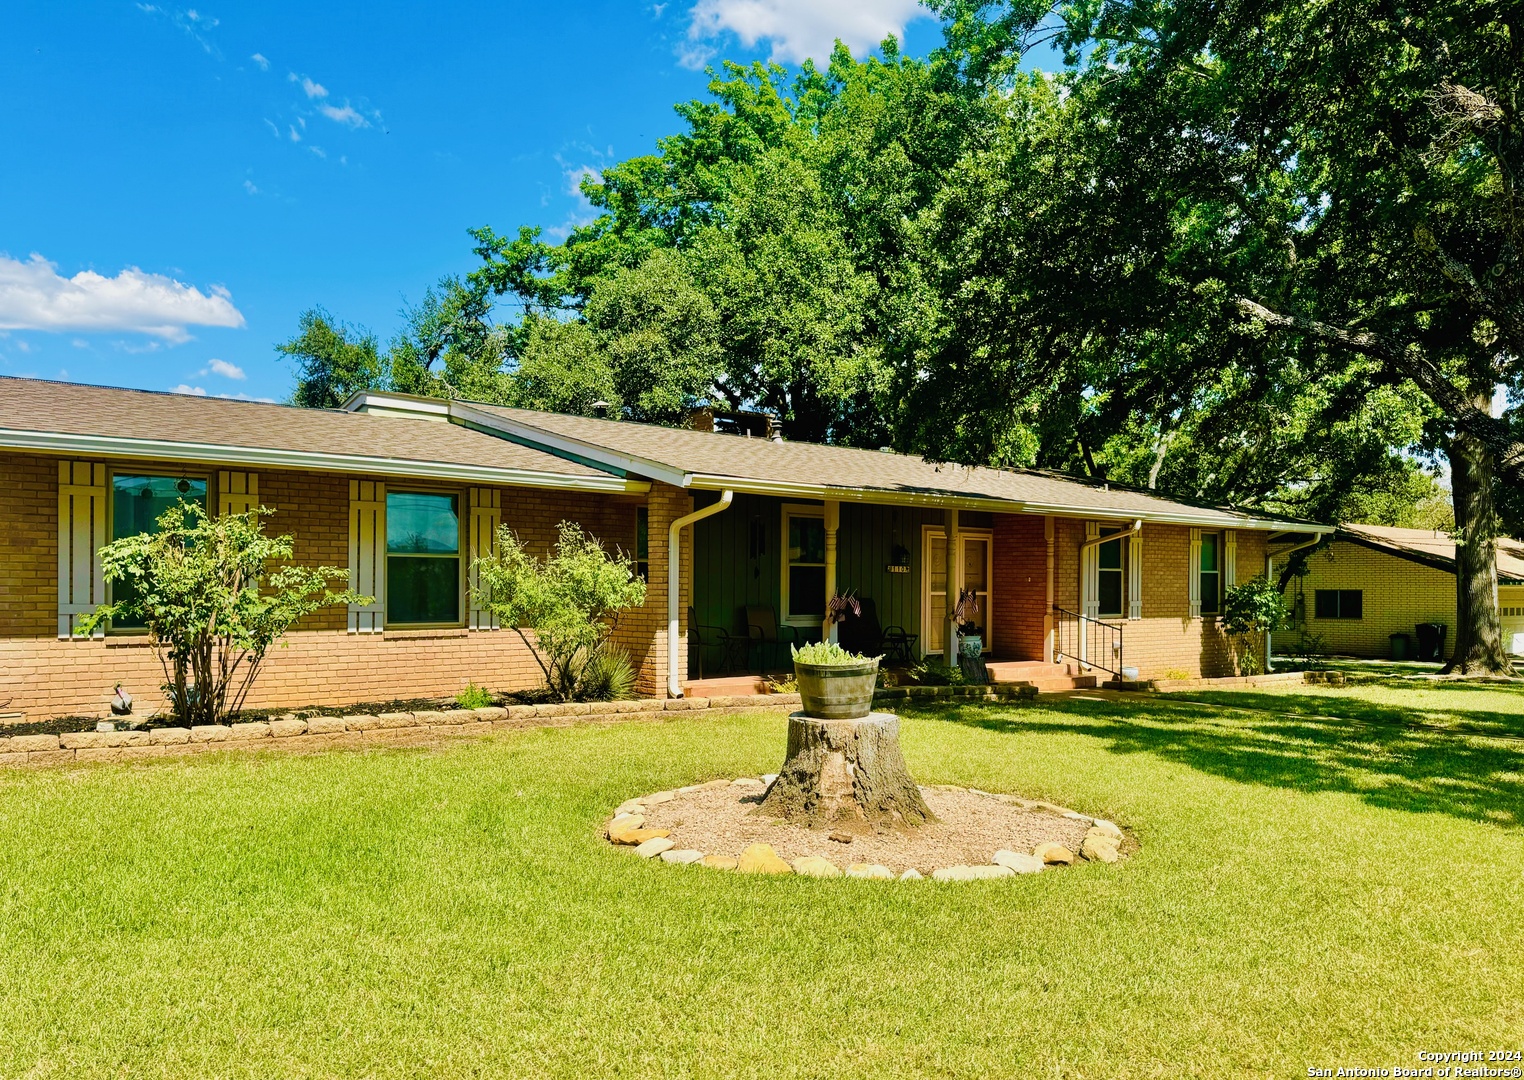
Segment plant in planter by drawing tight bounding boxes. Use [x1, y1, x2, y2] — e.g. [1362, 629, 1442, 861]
[953, 588, 982, 657]
[789, 639, 879, 719]
[758, 639, 933, 830]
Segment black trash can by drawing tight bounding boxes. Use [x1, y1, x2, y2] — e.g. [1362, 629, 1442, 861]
[1389, 633, 1413, 661]
[1415, 622, 1448, 662]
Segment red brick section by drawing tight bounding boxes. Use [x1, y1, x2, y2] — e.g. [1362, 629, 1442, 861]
[992, 513, 1047, 661]
[993, 514, 1269, 679]
[0, 450, 692, 719]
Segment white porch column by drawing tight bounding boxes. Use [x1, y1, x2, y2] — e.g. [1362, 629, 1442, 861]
[943, 508, 960, 667]
[823, 499, 840, 643]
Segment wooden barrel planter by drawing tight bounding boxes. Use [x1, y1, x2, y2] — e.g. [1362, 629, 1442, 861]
[793, 658, 881, 720]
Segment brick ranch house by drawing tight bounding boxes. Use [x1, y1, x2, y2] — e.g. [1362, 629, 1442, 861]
[0, 377, 1326, 720]
[1271, 524, 1524, 660]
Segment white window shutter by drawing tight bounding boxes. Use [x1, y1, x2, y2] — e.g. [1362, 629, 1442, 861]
[57, 461, 107, 639]
[1223, 529, 1238, 591]
[217, 470, 259, 516]
[468, 487, 501, 631]
[1128, 530, 1143, 620]
[1081, 521, 1100, 620]
[1188, 527, 1202, 619]
[348, 480, 386, 633]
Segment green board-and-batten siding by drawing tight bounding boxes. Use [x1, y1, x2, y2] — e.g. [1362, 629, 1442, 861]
[689, 491, 981, 648]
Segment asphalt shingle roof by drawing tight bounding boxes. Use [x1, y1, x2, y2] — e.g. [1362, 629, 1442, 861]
[0, 377, 612, 481]
[463, 402, 1316, 529]
[1340, 524, 1524, 584]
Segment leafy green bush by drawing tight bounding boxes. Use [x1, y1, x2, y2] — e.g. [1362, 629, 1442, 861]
[909, 658, 965, 685]
[454, 683, 494, 709]
[1222, 577, 1290, 675]
[790, 640, 875, 666]
[576, 646, 637, 702]
[78, 504, 363, 725]
[471, 521, 646, 701]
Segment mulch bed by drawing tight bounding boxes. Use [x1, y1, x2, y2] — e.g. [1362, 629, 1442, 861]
[638, 785, 1096, 875]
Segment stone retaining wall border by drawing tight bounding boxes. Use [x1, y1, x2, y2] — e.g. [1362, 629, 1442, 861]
[0, 693, 804, 769]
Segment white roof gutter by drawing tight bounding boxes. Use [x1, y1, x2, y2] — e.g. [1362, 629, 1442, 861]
[668, 490, 734, 698]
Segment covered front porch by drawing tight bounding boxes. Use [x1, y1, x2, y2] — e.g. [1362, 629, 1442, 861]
[682, 492, 1072, 690]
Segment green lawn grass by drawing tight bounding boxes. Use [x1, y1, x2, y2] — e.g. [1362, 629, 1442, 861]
[1, 681, 1521, 1078]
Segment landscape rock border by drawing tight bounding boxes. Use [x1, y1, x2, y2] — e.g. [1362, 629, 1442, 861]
[608, 780, 1132, 881]
[0, 693, 803, 768]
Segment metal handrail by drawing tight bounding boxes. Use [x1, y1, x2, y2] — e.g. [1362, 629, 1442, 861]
[1052, 605, 1126, 679]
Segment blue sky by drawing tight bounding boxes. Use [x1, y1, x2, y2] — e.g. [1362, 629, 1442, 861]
[0, 1, 947, 403]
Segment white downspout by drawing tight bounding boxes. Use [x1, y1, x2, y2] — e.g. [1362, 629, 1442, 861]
[668, 490, 734, 698]
[1266, 533, 1325, 671]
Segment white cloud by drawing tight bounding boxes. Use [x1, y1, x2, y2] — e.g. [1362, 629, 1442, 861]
[205, 358, 245, 379]
[309, 145, 327, 159]
[685, 0, 929, 65]
[0, 254, 245, 343]
[170, 383, 207, 396]
[289, 73, 328, 99]
[318, 102, 368, 128]
[288, 125, 301, 142]
[251, 52, 269, 70]
[243, 179, 260, 195]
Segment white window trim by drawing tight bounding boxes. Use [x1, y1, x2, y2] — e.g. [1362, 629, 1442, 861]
[780, 503, 826, 627]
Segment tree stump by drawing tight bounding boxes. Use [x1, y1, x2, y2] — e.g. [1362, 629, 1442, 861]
[757, 712, 934, 830]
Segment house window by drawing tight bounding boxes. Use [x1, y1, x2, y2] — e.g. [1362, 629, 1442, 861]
[110, 473, 209, 628]
[782, 507, 826, 623]
[635, 507, 650, 582]
[1097, 531, 1124, 618]
[1199, 532, 1221, 616]
[1314, 589, 1363, 620]
[386, 491, 461, 626]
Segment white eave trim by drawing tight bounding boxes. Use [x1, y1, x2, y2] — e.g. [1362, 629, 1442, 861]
[0, 429, 650, 494]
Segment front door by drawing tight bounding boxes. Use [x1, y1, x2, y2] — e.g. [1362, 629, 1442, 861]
[921, 527, 993, 657]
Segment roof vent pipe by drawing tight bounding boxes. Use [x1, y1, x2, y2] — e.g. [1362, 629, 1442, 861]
[766, 415, 783, 443]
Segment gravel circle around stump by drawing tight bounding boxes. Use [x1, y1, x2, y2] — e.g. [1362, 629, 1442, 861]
[606, 779, 1135, 880]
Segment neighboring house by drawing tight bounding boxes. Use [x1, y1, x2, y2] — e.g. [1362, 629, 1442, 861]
[1271, 524, 1524, 659]
[0, 377, 1325, 719]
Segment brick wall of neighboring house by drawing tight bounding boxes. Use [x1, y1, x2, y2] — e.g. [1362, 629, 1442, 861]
[1040, 517, 1268, 679]
[1281, 540, 1457, 658]
[0, 451, 690, 719]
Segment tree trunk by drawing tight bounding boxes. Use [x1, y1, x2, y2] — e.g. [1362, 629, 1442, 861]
[1443, 431, 1515, 675]
[758, 712, 934, 831]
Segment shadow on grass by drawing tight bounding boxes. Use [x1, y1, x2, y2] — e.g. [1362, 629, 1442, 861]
[925, 685, 1524, 828]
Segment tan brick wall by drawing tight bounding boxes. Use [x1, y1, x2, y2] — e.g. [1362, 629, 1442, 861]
[0, 450, 687, 718]
[1041, 517, 1266, 679]
[1281, 540, 1456, 658]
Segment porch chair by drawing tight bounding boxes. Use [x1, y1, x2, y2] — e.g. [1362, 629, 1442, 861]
[687, 606, 747, 680]
[744, 605, 799, 672]
[837, 597, 918, 663]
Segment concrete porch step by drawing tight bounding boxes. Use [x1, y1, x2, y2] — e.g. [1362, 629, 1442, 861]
[985, 660, 1098, 693]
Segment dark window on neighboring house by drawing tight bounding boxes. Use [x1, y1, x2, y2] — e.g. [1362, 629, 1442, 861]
[635, 507, 650, 582]
[1314, 589, 1364, 620]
